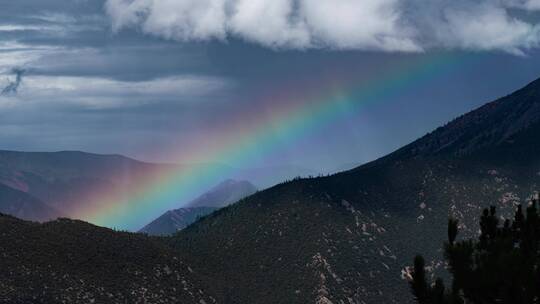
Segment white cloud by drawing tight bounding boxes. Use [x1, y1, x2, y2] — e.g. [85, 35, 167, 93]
[228, 0, 311, 48]
[503, 0, 540, 10]
[105, 0, 227, 41]
[0, 42, 63, 74]
[142, 0, 227, 41]
[441, 4, 540, 54]
[105, 0, 418, 51]
[299, 0, 419, 51]
[0, 75, 230, 109]
[0, 25, 61, 32]
[104, 0, 540, 53]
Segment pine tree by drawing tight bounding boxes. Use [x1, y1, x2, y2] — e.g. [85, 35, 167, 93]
[410, 255, 429, 304]
[409, 194, 540, 304]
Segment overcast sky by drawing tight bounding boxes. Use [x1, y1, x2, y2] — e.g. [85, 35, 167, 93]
[3, 0, 540, 172]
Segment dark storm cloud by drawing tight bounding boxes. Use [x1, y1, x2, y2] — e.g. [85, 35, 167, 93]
[1, 68, 25, 95]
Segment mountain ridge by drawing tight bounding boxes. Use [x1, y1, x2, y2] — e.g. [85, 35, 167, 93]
[169, 76, 540, 303]
[383, 77, 540, 161]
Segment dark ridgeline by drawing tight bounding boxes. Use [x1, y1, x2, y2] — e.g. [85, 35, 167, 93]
[410, 195, 540, 304]
[1, 77, 540, 303]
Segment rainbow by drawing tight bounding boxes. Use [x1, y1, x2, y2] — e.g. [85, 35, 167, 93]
[73, 52, 466, 230]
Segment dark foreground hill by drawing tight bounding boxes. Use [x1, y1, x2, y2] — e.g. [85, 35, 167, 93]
[168, 78, 540, 303]
[0, 214, 216, 304]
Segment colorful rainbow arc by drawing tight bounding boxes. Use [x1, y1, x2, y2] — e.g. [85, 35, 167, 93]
[73, 52, 465, 230]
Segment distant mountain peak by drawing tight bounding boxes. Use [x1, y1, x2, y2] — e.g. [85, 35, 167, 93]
[139, 179, 257, 236]
[188, 179, 257, 208]
[215, 178, 244, 188]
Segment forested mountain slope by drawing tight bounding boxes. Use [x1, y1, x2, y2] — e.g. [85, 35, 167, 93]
[170, 78, 540, 303]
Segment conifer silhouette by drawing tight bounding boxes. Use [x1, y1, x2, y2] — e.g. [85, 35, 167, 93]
[409, 193, 540, 304]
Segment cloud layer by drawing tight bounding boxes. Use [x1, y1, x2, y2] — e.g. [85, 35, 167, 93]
[105, 0, 540, 54]
[3, 0, 540, 170]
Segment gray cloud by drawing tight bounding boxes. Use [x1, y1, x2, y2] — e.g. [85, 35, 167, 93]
[105, 0, 540, 54]
[1, 68, 25, 95]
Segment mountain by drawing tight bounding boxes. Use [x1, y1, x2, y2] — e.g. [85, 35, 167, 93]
[0, 151, 170, 223]
[140, 180, 257, 235]
[168, 77, 540, 303]
[3, 77, 540, 303]
[0, 150, 178, 219]
[0, 214, 216, 303]
[186, 179, 258, 208]
[140, 207, 218, 236]
[0, 150, 309, 223]
[0, 183, 60, 221]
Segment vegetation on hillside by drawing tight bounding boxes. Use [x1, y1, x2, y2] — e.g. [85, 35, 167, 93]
[0, 214, 216, 304]
[409, 194, 540, 304]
